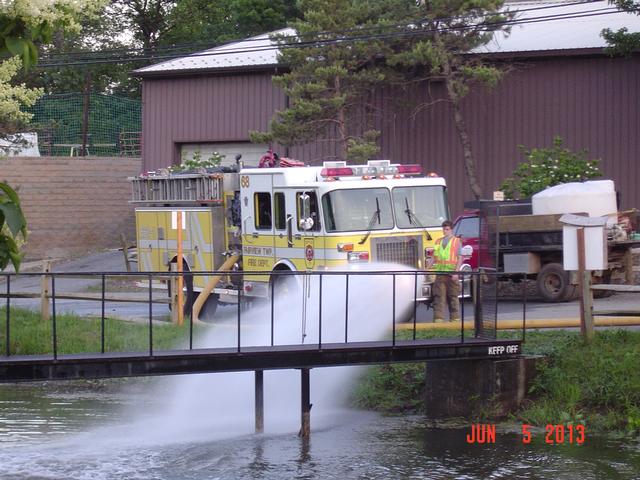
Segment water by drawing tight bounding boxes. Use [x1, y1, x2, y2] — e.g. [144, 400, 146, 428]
[1, 266, 639, 479]
[1, 384, 639, 480]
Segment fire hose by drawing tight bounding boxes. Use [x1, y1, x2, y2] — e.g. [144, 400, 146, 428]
[191, 253, 240, 324]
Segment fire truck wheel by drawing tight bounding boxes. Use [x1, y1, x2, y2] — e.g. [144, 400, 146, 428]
[536, 263, 571, 302]
[270, 271, 299, 301]
[197, 293, 219, 322]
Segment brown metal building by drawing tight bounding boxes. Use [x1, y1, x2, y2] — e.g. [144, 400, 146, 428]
[134, 2, 640, 215]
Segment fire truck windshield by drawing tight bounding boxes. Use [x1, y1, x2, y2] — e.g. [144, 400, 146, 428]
[392, 186, 448, 228]
[322, 188, 394, 232]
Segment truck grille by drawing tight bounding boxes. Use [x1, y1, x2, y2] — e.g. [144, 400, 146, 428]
[371, 236, 422, 267]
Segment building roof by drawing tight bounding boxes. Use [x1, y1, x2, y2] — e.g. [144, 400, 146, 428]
[134, 1, 640, 77]
[133, 28, 295, 77]
[477, 0, 640, 54]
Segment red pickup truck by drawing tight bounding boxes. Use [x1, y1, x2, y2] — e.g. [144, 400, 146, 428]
[452, 211, 480, 269]
[451, 205, 639, 302]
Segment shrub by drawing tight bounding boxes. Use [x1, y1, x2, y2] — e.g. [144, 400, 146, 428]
[500, 136, 602, 199]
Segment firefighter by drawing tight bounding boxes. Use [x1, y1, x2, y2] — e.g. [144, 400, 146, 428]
[426, 220, 465, 322]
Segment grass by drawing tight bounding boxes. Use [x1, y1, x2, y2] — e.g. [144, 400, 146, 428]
[352, 328, 640, 435]
[0, 306, 204, 355]
[514, 329, 640, 435]
[352, 327, 452, 413]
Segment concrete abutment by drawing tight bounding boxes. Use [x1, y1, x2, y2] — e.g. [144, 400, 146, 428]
[425, 355, 541, 419]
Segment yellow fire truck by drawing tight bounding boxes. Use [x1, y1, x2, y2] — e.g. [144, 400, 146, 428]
[130, 159, 450, 318]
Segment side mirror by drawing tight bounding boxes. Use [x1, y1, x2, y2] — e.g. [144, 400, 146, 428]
[299, 217, 314, 231]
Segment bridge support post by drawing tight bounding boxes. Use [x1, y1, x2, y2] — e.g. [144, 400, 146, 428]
[425, 356, 540, 419]
[300, 368, 311, 438]
[255, 370, 264, 433]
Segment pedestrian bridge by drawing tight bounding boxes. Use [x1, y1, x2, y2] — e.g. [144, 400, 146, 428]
[0, 268, 524, 383]
[0, 337, 521, 383]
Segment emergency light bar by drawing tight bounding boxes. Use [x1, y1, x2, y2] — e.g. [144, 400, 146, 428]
[320, 160, 424, 179]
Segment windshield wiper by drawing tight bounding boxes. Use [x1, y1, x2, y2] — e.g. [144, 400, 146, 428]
[404, 198, 433, 241]
[358, 197, 381, 245]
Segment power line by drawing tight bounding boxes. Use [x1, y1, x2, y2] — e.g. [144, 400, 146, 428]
[36, 3, 622, 68]
[39, 0, 603, 61]
[38, 2, 612, 66]
[41, 0, 605, 62]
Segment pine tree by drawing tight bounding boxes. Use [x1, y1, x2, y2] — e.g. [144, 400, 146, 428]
[251, 0, 415, 163]
[390, 0, 513, 199]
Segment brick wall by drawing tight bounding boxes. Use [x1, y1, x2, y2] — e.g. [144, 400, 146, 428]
[0, 156, 141, 260]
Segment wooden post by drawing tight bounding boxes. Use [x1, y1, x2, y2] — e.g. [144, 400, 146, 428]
[120, 233, 131, 272]
[176, 211, 184, 326]
[255, 370, 264, 433]
[624, 247, 634, 285]
[40, 260, 51, 321]
[300, 368, 311, 438]
[577, 228, 594, 341]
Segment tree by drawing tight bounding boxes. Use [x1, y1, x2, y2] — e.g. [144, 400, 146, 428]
[1, 1, 102, 143]
[109, 0, 176, 50]
[0, 56, 43, 142]
[34, 5, 142, 98]
[0, 61, 33, 271]
[0, 0, 98, 270]
[160, 0, 300, 47]
[0, 0, 99, 68]
[602, 0, 640, 56]
[31, 0, 300, 97]
[499, 136, 602, 200]
[389, 0, 513, 199]
[251, 0, 416, 162]
[253, 0, 512, 180]
[0, 182, 27, 271]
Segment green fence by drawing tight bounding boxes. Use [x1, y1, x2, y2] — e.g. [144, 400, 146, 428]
[28, 93, 142, 157]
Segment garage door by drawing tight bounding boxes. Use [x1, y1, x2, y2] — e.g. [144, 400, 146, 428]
[181, 142, 269, 168]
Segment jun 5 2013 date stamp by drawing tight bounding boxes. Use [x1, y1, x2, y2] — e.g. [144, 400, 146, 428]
[466, 424, 586, 445]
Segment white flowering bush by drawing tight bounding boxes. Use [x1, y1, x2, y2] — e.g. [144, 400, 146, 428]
[171, 150, 224, 172]
[0, 56, 42, 134]
[0, 0, 101, 67]
[500, 136, 602, 200]
[0, 0, 85, 25]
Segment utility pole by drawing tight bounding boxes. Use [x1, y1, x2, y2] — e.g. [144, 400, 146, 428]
[81, 71, 92, 156]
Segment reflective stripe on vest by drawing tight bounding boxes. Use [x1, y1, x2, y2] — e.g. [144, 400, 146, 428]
[433, 236, 460, 272]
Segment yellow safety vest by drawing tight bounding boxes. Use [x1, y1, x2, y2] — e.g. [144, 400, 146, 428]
[433, 236, 460, 272]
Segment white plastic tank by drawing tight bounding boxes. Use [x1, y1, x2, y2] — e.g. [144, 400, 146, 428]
[532, 180, 617, 223]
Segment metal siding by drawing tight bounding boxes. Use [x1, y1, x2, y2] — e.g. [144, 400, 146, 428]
[142, 74, 286, 171]
[440, 56, 640, 214]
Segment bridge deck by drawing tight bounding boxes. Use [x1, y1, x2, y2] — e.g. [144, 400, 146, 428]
[0, 337, 522, 383]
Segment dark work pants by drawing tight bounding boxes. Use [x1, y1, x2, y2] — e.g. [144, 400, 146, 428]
[433, 274, 461, 321]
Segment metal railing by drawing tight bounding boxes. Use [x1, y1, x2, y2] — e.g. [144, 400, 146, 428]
[0, 269, 525, 360]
